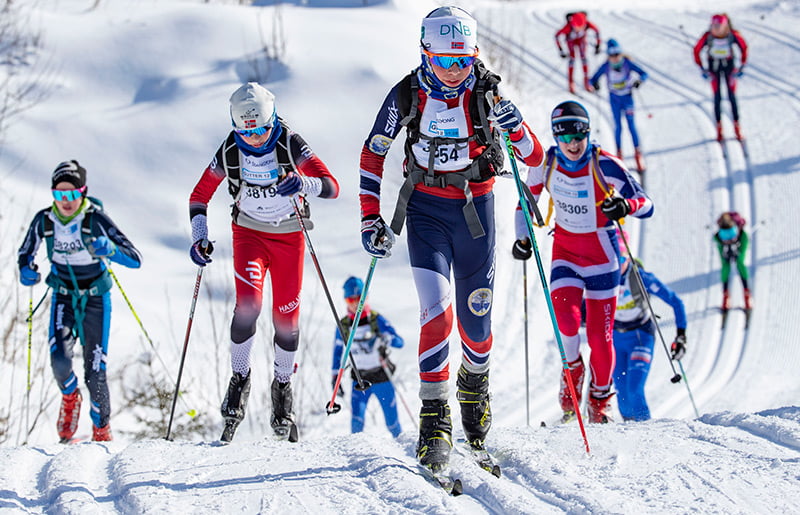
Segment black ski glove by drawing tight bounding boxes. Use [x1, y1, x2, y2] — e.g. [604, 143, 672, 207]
[190, 239, 214, 267]
[512, 238, 532, 260]
[671, 328, 687, 361]
[601, 197, 631, 221]
[594, 43, 601, 55]
[592, 81, 600, 91]
[632, 79, 642, 89]
[559, 49, 568, 59]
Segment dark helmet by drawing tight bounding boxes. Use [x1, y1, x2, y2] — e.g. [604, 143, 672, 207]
[551, 101, 590, 136]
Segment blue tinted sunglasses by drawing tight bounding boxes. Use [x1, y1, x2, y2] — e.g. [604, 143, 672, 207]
[424, 50, 477, 70]
[235, 125, 271, 138]
[52, 186, 86, 202]
[557, 133, 588, 144]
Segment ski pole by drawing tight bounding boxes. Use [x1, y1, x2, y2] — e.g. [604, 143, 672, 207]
[106, 262, 196, 418]
[379, 355, 416, 425]
[290, 198, 371, 397]
[328, 257, 378, 415]
[634, 87, 653, 119]
[24, 287, 33, 445]
[166, 267, 203, 440]
[496, 108, 590, 453]
[522, 260, 530, 427]
[614, 221, 683, 383]
[676, 360, 700, 417]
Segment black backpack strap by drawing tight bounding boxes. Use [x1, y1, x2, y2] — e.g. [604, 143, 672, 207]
[398, 71, 419, 128]
[471, 59, 501, 146]
[42, 212, 55, 259]
[221, 132, 241, 197]
[80, 201, 98, 252]
[273, 118, 294, 172]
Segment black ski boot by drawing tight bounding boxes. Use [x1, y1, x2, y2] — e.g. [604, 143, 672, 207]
[416, 399, 453, 472]
[456, 365, 492, 450]
[270, 378, 298, 442]
[220, 370, 251, 443]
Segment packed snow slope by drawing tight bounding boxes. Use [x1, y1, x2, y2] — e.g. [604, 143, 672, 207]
[0, 0, 799, 513]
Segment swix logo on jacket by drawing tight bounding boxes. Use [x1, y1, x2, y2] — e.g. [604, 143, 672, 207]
[383, 101, 400, 136]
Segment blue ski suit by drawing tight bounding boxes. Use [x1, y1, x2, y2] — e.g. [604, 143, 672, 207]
[613, 261, 686, 421]
[590, 57, 648, 153]
[332, 310, 404, 437]
[18, 198, 141, 428]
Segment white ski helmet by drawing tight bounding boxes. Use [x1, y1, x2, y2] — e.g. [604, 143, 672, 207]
[229, 82, 276, 131]
[420, 6, 478, 56]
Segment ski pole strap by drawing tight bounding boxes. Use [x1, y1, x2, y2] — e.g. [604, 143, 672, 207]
[26, 287, 51, 323]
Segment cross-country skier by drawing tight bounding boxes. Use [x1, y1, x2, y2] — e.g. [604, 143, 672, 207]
[331, 276, 404, 438]
[358, 6, 544, 472]
[714, 211, 752, 312]
[589, 38, 649, 172]
[693, 13, 748, 142]
[188, 82, 340, 442]
[512, 101, 652, 424]
[612, 229, 687, 422]
[18, 160, 142, 442]
[555, 11, 602, 94]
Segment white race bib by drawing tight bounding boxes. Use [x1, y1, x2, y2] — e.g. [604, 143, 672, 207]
[51, 214, 95, 266]
[349, 324, 381, 370]
[709, 38, 733, 60]
[411, 99, 472, 171]
[235, 149, 293, 224]
[550, 171, 598, 233]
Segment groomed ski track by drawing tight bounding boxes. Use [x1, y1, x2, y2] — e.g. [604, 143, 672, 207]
[474, 3, 768, 426]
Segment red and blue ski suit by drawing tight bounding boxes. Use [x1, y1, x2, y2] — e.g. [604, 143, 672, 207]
[693, 29, 748, 123]
[190, 122, 339, 381]
[518, 145, 652, 393]
[555, 15, 601, 88]
[360, 64, 544, 400]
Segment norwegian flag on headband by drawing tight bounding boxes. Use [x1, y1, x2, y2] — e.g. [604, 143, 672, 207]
[451, 42, 464, 50]
[244, 119, 258, 129]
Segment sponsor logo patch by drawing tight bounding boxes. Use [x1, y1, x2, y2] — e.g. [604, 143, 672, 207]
[468, 288, 492, 317]
[368, 134, 393, 156]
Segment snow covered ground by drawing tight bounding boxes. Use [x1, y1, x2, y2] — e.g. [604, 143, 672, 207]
[1, 0, 799, 512]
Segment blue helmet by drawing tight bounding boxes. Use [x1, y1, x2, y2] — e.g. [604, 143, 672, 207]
[606, 38, 622, 56]
[343, 276, 363, 299]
